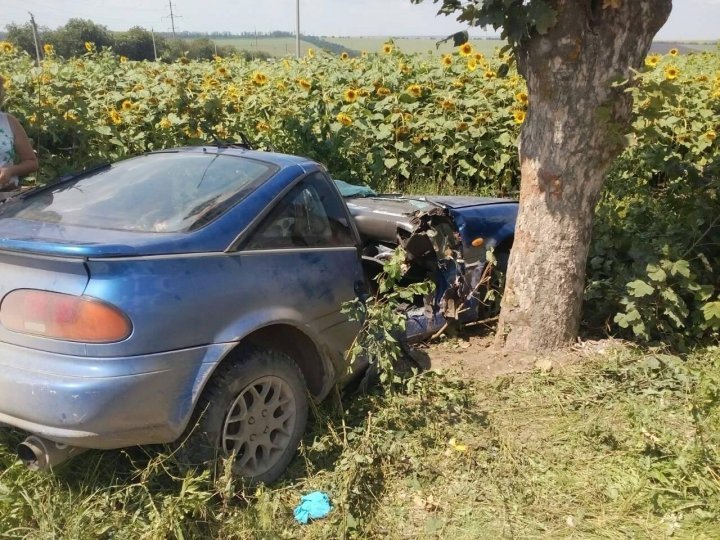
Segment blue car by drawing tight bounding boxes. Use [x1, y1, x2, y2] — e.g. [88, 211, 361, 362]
[0, 145, 516, 483]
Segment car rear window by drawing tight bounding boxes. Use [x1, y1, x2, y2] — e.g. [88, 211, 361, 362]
[2, 152, 277, 232]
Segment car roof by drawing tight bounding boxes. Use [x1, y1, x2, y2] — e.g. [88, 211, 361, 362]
[151, 145, 317, 169]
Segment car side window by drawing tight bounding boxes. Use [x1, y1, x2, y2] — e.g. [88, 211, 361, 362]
[245, 173, 355, 249]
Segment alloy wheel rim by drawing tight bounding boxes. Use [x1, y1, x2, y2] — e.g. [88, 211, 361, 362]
[221, 375, 296, 477]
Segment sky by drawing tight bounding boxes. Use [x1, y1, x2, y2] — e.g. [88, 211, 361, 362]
[3, 0, 720, 41]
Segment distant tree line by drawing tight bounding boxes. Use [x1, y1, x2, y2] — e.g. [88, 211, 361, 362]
[4, 19, 272, 61]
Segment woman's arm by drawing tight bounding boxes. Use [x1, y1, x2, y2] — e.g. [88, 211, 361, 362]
[0, 114, 38, 186]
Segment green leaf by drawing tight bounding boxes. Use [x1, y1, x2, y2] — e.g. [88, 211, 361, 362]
[646, 264, 666, 282]
[702, 301, 720, 322]
[669, 260, 691, 278]
[627, 280, 654, 298]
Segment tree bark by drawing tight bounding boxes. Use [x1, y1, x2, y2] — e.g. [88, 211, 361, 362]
[495, 0, 671, 351]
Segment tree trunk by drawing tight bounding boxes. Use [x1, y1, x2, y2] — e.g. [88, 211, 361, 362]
[495, 0, 671, 351]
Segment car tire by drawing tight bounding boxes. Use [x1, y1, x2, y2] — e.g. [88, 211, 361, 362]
[182, 346, 308, 484]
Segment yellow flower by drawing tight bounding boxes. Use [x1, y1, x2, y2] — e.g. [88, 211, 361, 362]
[121, 100, 133, 110]
[28, 113, 38, 125]
[297, 78, 311, 91]
[63, 110, 78, 121]
[706, 130, 717, 142]
[382, 43, 393, 54]
[515, 92, 529, 104]
[276, 81, 287, 91]
[458, 43, 473, 57]
[644, 54, 661, 67]
[119, 55, 128, 63]
[474, 52, 485, 62]
[340, 52, 349, 60]
[669, 47, 679, 56]
[0, 41, 15, 54]
[252, 71, 268, 85]
[307, 48, 315, 58]
[43, 43, 55, 56]
[256, 121, 271, 132]
[216, 66, 228, 76]
[84, 41, 94, 53]
[513, 109, 526, 124]
[664, 65, 679, 80]
[343, 88, 358, 103]
[467, 58, 478, 72]
[448, 438, 468, 452]
[441, 54, 452, 67]
[337, 112, 352, 126]
[484, 70, 497, 79]
[159, 118, 172, 129]
[441, 99, 455, 110]
[108, 109, 122, 125]
[406, 84, 422, 97]
[453, 79, 465, 88]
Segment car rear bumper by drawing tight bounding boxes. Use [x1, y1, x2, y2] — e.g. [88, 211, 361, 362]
[0, 341, 233, 449]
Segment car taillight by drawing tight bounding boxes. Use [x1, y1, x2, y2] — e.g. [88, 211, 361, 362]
[0, 289, 131, 343]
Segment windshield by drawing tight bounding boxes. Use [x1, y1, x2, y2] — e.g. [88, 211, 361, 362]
[1, 152, 277, 232]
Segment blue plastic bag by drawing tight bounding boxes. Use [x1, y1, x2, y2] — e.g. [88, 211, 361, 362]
[293, 491, 332, 524]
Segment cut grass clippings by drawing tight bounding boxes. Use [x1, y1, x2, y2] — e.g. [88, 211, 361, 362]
[1, 345, 719, 539]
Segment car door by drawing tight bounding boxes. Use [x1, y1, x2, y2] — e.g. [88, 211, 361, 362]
[237, 171, 365, 373]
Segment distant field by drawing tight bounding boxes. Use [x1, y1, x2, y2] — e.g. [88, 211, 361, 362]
[211, 37, 316, 56]
[211, 36, 716, 58]
[325, 36, 506, 56]
[211, 36, 506, 57]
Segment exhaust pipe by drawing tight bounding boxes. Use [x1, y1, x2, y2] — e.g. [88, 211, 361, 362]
[17, 435, 87, 471]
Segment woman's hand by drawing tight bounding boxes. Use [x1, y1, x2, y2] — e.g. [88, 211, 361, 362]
[0, 167, 13, 188]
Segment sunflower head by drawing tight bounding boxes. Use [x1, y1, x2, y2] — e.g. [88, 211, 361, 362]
[343, 88, 358, 103]
[336, 112, 353, 126]
[84, 41, 95, 53]
[407, 84, 422, 98]
[459, 43, 473, 57]
[43, 44, 55, 56]
[442, 54, 452, 67]
[383, 43, 393, 54]
[252, 71, 268, 85]
[340, 52, 349, 61]
[706, 130, 717, 142]
[513, 110, 526, 124]
[376, 86, 391, 97]
[467, 58, 478, 72]
[0, 41, 15, 54]
[669, 48, 679, 56]
[298, 78, 311, 91]
[644, 54, 661, 67]
[515, 92, 529, 104]
[664, 65, 679, 80]
[121, 100, 133, 110]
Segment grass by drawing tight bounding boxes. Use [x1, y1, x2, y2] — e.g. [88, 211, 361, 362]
[1, 345, 719, 538]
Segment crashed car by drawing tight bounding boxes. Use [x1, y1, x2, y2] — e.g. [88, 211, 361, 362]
[336, 180, 516, 339]
[0, 145, 516, 482]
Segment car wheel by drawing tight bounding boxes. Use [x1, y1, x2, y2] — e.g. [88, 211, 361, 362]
[183, 346, 308, 484]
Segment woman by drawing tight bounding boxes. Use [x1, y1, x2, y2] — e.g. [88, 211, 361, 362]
[0, 75, 38, 190]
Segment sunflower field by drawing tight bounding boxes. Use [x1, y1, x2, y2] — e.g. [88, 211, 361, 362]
[0, 40, 718, 345]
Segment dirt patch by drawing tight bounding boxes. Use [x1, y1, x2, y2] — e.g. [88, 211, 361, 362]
[408, 321, 624, 379]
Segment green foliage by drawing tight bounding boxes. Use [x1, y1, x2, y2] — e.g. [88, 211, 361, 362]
[0, 42, 717, 345]
[411, 0, 557, 47]
[342, 247, 434, 388]
[1, 346, 719, 537]
[586, 51, 720, 348]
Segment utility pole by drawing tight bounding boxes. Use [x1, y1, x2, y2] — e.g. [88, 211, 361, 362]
[166, 0, 179, 39]
[151, 27, 158, 61]
[28, 12, 42, 65]
[295, 0, 300, 58]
